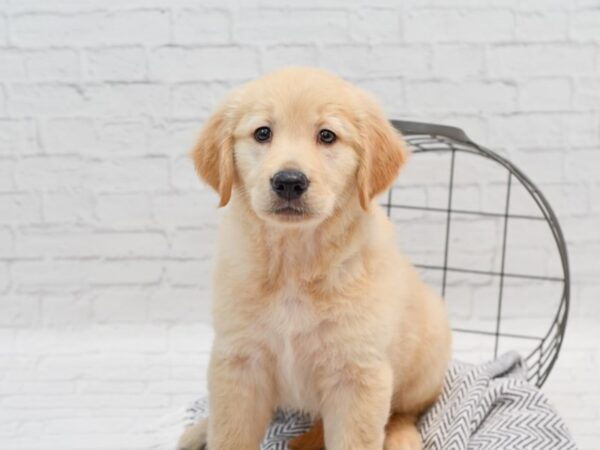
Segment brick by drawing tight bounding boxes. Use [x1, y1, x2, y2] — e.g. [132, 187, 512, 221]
[0, 193, 42, 223]
[406, 81, 516, 113]
[28, 353, 167, 381]
[0, 87, 6, 117]
[152, 191, 220, 227]
[90, 157, 169, 192]
[43, 191, 94, 224]
[11, 260, 92, 288]
[565, 149, 600, 182]
[146, 119, 199, 156]
[235, 9, 348, 44]
[257, 0, 360, 6]
[92, 288, 149, 323]
[79, 381, 145, 395]
[348, 8, 401, 43]
[570, 9, 600, 42]
[95, 193, 152, 228]
[0, 226, 13, 257]
[432, 45, 484, 78]
[515, 12, 567, 41]
[405, 9, 514, 43]
[170, 228, 216, 259]
[0, 119, 38, 155]
[171, 155, 203, 191]
[148, 287, 209, 322]
[15, 156, 88, 189]
[11, 10, 170, 47]
[0, 15, 6, 45]
[41, 294, 90, 326]
[573, 77, 600, 110]
[579, 285, 600, 318]
[42, 118, 95, 154]
[0, 260, 8, 292]
[165, 259, 212, 286]
[368, 45, 432, 77]
[85, 83, 170, 117]
[16, 228, 92, 258]
[0, 293, 38, 327]
[85, 47, 146, 81]
[537, 183, 589, 216]
[1, 392, 168, 409]
[559, 215, 600, 244]
[569, 242, 600, 285]
[511, 149, 564, 183]
[93, 232, 168, 258]
[0, 329, 15, 354]
[90, 260, 163, 285]
[24, 49, 80, 81]
[0, 49, 27, 80]
[168, 323, 214, 352]
[43, 118, 148, 155]
[356, 78, 405, 118]
[261, 46, 318, 73]
[488, 113, 599, 147]
[0, 159, 15, 191]
[488, 44, 596, 76]
[7, 84, 89, 116]
[591, 183, 600, 213]
[318, 45, 431, 78]
[173, 8, 231, 44]
[518, 78, 571, 110]
[150, 47, 260, 82]
[90, 324, 168, 353]
[15, 229, 167, 258]
[171, 82, 232, 118]
[316, 45, 371, 78]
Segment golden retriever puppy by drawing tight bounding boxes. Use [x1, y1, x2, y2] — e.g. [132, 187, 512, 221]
[177, 67, 451, 450]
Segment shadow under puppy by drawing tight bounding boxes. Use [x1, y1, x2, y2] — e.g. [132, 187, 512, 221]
[178, 67, 451, 450]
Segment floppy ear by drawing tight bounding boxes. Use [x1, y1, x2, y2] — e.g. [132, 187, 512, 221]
[356, 96, 408, 211]
[191, 104, 235, 207]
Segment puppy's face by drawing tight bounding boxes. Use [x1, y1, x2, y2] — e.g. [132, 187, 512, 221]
[232, 75, 362, 225]
[193, 68, 407, 227]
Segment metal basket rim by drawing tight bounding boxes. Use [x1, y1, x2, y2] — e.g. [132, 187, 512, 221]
[390, 120, 571, 387]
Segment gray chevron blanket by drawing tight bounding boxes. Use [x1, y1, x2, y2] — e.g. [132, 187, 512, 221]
[183, 352, 576, 449]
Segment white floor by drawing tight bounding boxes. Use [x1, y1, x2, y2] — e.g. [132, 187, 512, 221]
[0, 318, 598, 450]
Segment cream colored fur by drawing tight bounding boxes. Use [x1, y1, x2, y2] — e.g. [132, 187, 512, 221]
[178, 67, 451, 450]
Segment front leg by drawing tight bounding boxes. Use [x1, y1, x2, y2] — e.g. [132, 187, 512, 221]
[320, 362, 393, 450]
[207, 345, 275, 450]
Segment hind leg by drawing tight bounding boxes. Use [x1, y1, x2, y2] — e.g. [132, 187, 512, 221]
[288, 414, 421, 450]
[177, 418, 208, 450]
[287, 419, 324, 450]
[383, 414, 421, 450]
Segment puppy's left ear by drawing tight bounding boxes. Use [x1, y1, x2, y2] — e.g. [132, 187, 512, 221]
[356, 95, 408, 210]
[191, 102, 235, 207]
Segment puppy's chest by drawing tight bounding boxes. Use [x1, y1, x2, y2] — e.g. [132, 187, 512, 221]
[265, 285, 322, 411]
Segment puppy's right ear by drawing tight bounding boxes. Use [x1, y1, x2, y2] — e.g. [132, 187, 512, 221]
[191, 103, 235, 207]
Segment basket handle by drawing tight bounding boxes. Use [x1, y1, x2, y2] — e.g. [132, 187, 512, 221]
[391, 120, 474, 145]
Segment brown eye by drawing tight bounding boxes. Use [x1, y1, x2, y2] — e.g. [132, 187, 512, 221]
[254, 126, 272, 143]
[318, 129, 336, 144]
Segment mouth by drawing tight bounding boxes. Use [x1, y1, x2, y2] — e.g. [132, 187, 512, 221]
[273, 205, 305, 216]
[270, 201, 311, 220]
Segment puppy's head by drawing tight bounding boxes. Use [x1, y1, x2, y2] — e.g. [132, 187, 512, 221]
[192, 67, 407, 226]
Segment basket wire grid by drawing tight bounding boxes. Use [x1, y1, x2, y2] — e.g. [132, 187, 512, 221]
[386, 121, 570, 387]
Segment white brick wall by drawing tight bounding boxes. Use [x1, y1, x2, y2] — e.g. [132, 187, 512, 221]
[0, 0, 599, 448]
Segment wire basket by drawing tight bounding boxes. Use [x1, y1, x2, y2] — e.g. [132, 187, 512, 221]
[386, 121, 570, 387]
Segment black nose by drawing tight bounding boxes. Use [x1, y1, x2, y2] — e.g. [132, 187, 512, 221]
[271, 170, 309, 200]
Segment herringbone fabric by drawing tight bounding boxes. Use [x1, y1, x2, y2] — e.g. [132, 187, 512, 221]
[183, 352, 576, 449]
